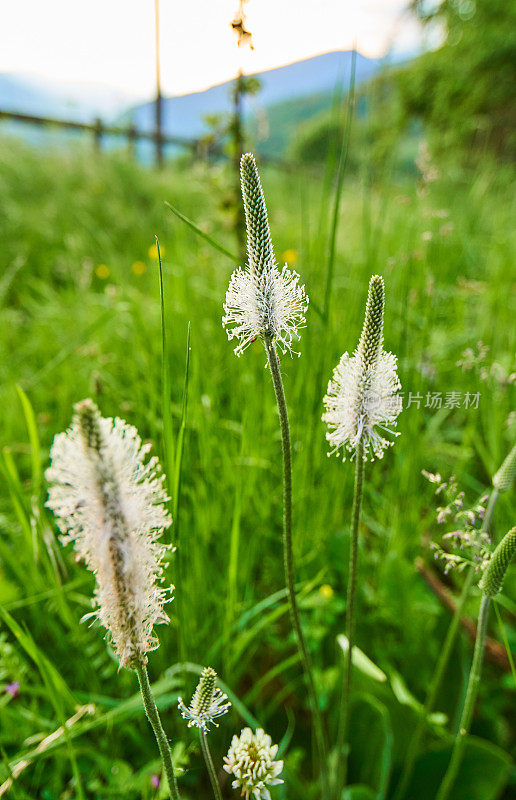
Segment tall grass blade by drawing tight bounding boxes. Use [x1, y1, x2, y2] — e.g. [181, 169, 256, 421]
[156, 237, 175, 507]
[224, 411, 246, 664]
[15, 386, 41, 498]
[493, 602, 516, 686]
[165, 201, 239, 261]
[323, 48, 357, 322]
[173, 321, 191, 662]
[0, 607, 85, 799]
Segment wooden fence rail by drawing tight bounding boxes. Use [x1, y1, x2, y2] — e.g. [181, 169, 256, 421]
[0, 108, 203, 164]
[0, 107, 316, 175]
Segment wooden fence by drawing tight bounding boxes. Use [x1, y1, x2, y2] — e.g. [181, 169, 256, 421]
[0, 108, 212, 165]
[0, 107, 313, 175]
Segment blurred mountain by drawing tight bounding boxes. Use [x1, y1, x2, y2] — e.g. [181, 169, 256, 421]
[0, 51, 387, 157]
[126, 50, 382, 141]
[0, 72, 139, 121]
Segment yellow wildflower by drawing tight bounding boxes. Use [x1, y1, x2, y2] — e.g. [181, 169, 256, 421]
[132, 261, 146, 276]
[282, 248, 298, 266]
[148, 243, 165, 260]
[95, 264, 110, 280]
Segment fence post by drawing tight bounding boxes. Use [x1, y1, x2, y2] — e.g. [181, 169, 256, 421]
[154, 0, 164, 169]
[127, 124, 137, 159]
[94, 117, 103, 153]
[155, 120, 164, 168]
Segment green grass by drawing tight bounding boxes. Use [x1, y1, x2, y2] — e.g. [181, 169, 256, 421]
[0, 137, 515, 799]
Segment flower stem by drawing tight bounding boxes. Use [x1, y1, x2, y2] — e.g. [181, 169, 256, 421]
[200, 729, 223, 800]
[436, 594, 491, 800]
[335, 439, 364, 796]
[392, 487, 499, 800]
[135, 661, 181, 800]
[264, 336, 330, 799]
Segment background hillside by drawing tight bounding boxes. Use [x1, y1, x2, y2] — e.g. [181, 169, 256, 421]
[125, 50, 381, 147]
[0, 50, 384, 158]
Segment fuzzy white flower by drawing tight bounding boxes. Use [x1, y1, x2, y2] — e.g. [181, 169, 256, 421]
[46, 399, 172, 668]
[223, 727, 284, 800]
[178, 667, 231, 731]
[323, 275, 402, 461]
[223, 152, 309, 357]
[223, 263, 308, 356]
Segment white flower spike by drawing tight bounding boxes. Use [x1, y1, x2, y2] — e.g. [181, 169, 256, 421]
[323, 275, 402, 461]
[178, 666, 231, 731]
[222, 153, 309, 357]
[46, 399, 172, 668]
[223, 727, 284, 800]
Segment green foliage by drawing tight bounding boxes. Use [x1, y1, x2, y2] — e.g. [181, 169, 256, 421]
[0, 138, 514, 797]
[290, 87, 419, 176]
[398, 0, 516, 158]
[294, 1, 516, 170]
[252, 90, 335, 158]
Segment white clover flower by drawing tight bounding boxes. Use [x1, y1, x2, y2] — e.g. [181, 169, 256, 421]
[46, 399, 172, 668]
[222, 152, 309, 357]
[223, 727, 284, 800]
[323, 275, 402, 461]
[178, 667, 231, 731]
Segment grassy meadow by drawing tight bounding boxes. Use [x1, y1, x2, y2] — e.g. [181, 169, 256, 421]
[0, 137, 515, 799]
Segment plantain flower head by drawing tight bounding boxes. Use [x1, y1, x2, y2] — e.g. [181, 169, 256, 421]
[178, 666, 231, 731]
[223, 727, 284, 800]
[222, 153, 308, 357]
[492, 443, 516, 493]
[46, 399, 172, 668]
[479, 526, 516, 597]
[323, 275, 402, 461]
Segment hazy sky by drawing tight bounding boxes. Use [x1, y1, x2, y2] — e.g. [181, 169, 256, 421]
[1, 0, 422, 98]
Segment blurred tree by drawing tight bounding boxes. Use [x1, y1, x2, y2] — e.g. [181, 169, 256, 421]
[400, 0, 516, 158]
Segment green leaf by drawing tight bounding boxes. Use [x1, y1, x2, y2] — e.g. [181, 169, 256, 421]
[406, 737, 511, 800]
[337, 635, 388, 683]
[389, 670, 447, 726]
[165, 201, 238, 261]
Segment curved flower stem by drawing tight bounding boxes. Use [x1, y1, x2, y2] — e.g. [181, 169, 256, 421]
[436, 594, 491, 800]
[200, 730, 224, 800]
[392, 487, 499, 800]
[264, 337, 330, 799]
[335, 439, 364, 796]
[135, 661, 181, 800]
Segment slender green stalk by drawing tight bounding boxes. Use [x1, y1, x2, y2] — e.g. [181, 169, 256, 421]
[483, 488, 500, 538]
[436, 595, 491, 800]
[264, 336, 330, 799]
[200, 729, 223, 800]
[393, 488, 500, 800]
[135, 661, 180, 800]
[335, 439, 364, 795]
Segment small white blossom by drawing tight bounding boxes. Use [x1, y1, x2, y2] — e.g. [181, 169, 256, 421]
[323, 275, 402, 461]
[178, 667, 231, 731]
[223, 727, 284, 800]
[46, 400, 172, 668]
[223, 263, 308, 356]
